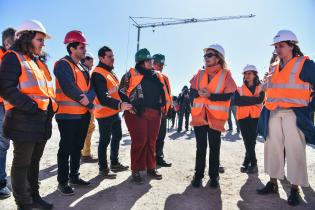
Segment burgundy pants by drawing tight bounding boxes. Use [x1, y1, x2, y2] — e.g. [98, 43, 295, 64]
[124, 108, 161, 171]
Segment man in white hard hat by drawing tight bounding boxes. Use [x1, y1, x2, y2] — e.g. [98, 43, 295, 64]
[0, 19, 56, 210]
[80, 52, 98, 163]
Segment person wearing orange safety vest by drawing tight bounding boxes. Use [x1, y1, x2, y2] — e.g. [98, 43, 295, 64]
[256, 30, 315, 207]
[234, 65, 264, 174]
[152, 53, 173, 167]
[54, 30, 94, 196]
[0, 20, 56, 210]
[0, 27, 15, 200]
[119, 48, 168, 184]
[92, 46, 131, 178]
[189, 44, 237, 189]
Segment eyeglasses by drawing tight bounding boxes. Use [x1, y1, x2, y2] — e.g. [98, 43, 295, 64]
[204, 52, 216, 59]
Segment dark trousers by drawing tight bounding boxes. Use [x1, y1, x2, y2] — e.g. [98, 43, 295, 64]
[194, 125, 221, 179]
[156, 116, 167, 161]
[178, 110, 190, 131]
[171, 112, 176, 127]
[11, 141, 46, 206]
[125, 108, 161, 171]
[228, 106, 240, 132]
[56, 113, 90, 184]
[97, 114, 122, 170]
[238, 117, 258, 167]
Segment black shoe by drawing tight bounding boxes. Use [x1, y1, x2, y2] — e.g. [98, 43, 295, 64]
[81, 155, 98, 163]
[110, 162, 129, 172]
[156, 159, 172, 167]
[246, 165, 258, 174]
[288, 188, 300, 206]
[240, 165, 248, 173]
[147, 169, 162, 180]
[132, 172, 144, 184]
[191, 177, 202, 188]
[57, 184, 74, 196]
[219, 165, 225, 173]
[32, 195, 53, 209]
[17, 204, 33, 210]
[99, 168, 117, 179]
[257, 181, 278, 195]
[209, 177, 219, 188]
[69, 178, 91, 187]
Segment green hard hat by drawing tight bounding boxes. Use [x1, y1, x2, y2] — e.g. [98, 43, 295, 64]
[152, 54, 166, 65]
[135, 48, 151, 63]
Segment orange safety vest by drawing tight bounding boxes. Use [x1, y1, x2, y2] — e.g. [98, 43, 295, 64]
[191, 68, 231, 124]
[265, 56, 311, 111]
[126, 68, 170, 113]
[92, 66, 121, 119]
[3, 51, 58, 112]
[161, 73, 172, 113]
[236, 84, 262, 120]
[55, 58, 90, 114]
[0, 48, 5, 103]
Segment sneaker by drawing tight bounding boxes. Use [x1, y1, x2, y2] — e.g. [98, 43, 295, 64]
[81, 155, 98, 163]
[257, 181, 278, 195]
[69, 178, 91, 187]
[219, 165, 225, 173]
[110, 162, 129, 172]
[99, 169, 117, 179]
[147, 169, 162, 180]
[156, 159, 172, 167]
[132, 172, 144, 184]
[209, 177, 219, 188]
[240, 165, 248, 173]
[288, 188, 300, 206]
[191, 177, 202, 188]
[246, 165, 258, 174]
[0, 186, 11, 199]
[32, 194, 53, 209]
[58, 184, 74, 196]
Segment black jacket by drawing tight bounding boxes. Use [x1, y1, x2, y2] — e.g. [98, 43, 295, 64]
[0, 50, 55, 142]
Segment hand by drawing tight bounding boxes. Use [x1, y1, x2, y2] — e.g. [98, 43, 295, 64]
[79, 94, 89, 106]
[120, 102, 133, 111]
[198, 88, 210, 98]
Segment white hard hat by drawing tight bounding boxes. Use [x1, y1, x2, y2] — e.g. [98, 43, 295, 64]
[243, 64, 258, 73]
[203, 44, 225, 58]
[16, 20, 51, 39]
[85, 52, 94, 59]
[272, 30, 298, 45]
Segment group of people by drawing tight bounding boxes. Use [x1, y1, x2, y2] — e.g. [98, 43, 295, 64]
[0, 19, 314, 210]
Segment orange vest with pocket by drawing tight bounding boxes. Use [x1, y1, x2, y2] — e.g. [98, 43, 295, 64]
[55, 59, 90, 114]
[191, 68, 231, 125]
[265, 56, 311, 110]
[4, 51, 58, 112]
[92, 66, 121, 119]
[236, 84, 262, 120]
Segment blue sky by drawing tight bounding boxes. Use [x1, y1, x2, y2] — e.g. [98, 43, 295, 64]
[1, 0, 314, 94]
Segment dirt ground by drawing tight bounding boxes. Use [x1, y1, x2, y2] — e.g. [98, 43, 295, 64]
[1, 119, 315, 210]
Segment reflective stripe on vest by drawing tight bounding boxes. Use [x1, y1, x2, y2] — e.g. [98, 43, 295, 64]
[265, 56, 310, 110]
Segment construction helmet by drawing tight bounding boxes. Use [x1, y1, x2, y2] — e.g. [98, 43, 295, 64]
[243, 64, 258, 74]
[135, 48, 151, 63]
[85, 52, 94, 59]
[203, 44, 225, 59]
[272, 30, 298, 45]
[152, 54, 166, 65]
[64, 30, 87, 45]
[16, 20, 51, 39]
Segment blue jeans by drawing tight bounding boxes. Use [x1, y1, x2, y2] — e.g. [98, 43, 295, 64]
[0, 104, 10, 183]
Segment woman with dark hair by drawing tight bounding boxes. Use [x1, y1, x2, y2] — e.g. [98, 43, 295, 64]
[119, 48, 169, 184]
[0, 20, 57, 210]
[189, 44, 237, 188]
[257, 30, 315, 206]
[235, 65, 264, 174]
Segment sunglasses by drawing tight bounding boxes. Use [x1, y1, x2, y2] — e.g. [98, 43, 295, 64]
[204, 52, 216, 59]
